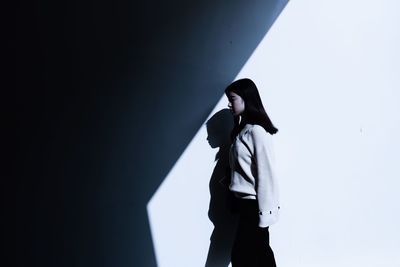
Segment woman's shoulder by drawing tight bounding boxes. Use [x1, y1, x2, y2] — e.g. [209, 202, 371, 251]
[241, 124, 271, 142]
[248, 124, 270, 136]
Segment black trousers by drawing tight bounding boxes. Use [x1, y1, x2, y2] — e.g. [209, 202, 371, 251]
[231, 199, 277, 267]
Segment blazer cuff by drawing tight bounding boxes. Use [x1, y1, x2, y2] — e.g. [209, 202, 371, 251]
[258, 206, 280, 227]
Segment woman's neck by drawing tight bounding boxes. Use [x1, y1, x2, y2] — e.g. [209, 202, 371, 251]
[238, 115, 248, 126]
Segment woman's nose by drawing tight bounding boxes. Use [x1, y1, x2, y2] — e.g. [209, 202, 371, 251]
[228, 102, 232, 108]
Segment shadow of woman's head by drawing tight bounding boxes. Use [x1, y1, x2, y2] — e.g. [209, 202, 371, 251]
[206, 109, 234, 149]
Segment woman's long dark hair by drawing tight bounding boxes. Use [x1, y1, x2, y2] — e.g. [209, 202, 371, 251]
[225, 78, 278, 140]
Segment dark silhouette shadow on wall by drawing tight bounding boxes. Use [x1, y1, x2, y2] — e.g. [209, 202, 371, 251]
[205, 109, 239, 267]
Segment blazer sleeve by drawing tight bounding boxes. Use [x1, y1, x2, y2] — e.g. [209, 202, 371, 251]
[251, 125, 280, 227]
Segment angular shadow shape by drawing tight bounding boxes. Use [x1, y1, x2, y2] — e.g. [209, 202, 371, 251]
[14, 1, 289, 266]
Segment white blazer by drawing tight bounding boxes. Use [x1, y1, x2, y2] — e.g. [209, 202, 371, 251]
[229, 123, 280, 227]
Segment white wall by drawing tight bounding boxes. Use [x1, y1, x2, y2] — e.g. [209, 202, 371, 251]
[148, 1, 400, 266]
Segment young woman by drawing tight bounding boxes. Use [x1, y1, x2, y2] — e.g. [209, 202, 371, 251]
[225, 78, 280, 267]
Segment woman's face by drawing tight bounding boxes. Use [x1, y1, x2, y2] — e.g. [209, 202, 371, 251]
[227, 91, 245, 116]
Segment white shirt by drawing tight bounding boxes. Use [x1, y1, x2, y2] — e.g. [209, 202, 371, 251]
[229, 123, 280, 227]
